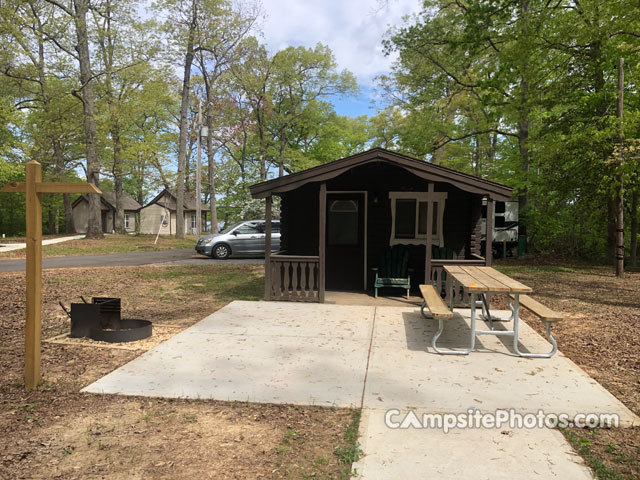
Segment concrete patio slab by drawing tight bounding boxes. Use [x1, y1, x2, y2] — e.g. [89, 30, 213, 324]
[185, 300, 375, 340]
[353, 408, 593, 480]
[365, 307, 639, 426]
[83, 300, 639, 479]
[83, 301, 375, 407]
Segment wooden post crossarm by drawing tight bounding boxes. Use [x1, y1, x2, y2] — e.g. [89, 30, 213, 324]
[1, 160, 101, 390]
[1, 181, 101, 194]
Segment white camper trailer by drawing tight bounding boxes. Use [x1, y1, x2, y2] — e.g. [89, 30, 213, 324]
[481, 200, 519, 257]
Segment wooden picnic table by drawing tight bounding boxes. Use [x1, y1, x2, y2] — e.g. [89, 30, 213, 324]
[431, 265, 556, 357]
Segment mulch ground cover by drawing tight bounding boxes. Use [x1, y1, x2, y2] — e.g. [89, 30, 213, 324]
[0, 265, 359, 480]
[495, 259, 640, 479]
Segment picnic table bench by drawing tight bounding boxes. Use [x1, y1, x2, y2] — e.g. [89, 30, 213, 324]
[419, 266, 561, 358]
[419, 284, 453, 319]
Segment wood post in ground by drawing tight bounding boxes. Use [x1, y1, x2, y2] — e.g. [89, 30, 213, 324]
[25, 161, 43, 390]
[0, 160, 101, 390]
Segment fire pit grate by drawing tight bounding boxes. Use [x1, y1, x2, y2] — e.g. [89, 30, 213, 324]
[60, 297, 152, 343]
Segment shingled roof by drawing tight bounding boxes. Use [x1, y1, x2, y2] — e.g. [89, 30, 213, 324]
[72, 191, 142, 211]
[142, 188, 202, 211]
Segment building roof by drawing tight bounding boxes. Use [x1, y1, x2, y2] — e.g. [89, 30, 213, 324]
[249, 148, 513, 201]
[142, 188, 202, 212]
[101, 191, 142, 211]
[72, 190, 142, 211]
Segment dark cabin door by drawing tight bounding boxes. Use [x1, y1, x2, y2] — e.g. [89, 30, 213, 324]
[326, 193, 365, 290]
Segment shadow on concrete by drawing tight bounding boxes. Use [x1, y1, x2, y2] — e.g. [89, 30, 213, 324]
[399, 310, 537, 356]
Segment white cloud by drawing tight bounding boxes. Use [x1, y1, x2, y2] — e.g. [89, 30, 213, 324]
[258, 0, 420, 87]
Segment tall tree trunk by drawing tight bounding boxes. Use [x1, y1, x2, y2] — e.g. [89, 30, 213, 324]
[278, 138, 285, 177]
[517, 0, 531, 252]
[101, 0, 124, 235]
[614, 57, 624, 277]
[73, 0, 103, 239]
[256, 100, 267, 180]
[54, 205, 60, 234]
[517, 105, 530, 247]
[175, 3, 197, 239]
[631, 189, 638, 267]
[473, 135, 480, 176]
[135, 153, 145, 206]
[48, 204, 55, 234]
[63, 193, 74, 233]
[202, 82, 218, 233]
[606, 198, 616, 261]
[113, 128, 125, 234]
[35, 10, 74, 233]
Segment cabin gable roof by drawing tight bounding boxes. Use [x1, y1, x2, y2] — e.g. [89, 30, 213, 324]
[249, 148, 513, 201]
[142, 188, 200, 211]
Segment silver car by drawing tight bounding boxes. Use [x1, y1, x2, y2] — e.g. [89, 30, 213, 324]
[195, 220, 281, 259]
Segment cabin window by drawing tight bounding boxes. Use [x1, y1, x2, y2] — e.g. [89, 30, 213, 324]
[417, 201, 439, 236]
[389, 192, 447, 247]
[124, 213, 131, 230]
[191, 213, 197, 230]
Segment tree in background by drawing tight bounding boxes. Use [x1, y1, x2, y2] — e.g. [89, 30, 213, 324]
[194, 0, 257, 233]
[382, 0, 640, 262]
[154, 0, 253, 238]
[41, 0, 104, 238]
[0, 0, 81, 233]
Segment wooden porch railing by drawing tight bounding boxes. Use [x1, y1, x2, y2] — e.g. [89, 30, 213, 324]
[269, 255, 321, 302]
[430, 256, 486, 305]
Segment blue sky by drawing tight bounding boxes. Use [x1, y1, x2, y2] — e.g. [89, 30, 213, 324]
[259, 0, 421, 117]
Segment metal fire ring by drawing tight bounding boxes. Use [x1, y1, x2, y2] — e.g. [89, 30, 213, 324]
[90, 319, 152, 343]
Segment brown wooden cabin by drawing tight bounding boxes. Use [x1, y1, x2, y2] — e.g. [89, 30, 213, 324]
[249, 148, 512, 303]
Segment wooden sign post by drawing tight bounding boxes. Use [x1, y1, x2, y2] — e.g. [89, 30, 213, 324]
[0, 160, 101, 390]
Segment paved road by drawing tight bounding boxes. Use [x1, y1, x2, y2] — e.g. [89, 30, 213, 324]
[0, 249, 264, 273]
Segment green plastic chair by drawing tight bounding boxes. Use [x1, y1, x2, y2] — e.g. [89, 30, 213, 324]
[374, 245, 410, 299]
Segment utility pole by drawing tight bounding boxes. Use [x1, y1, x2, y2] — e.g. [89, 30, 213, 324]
[615, 57, 624, 278]
[196, 98, 202, 238]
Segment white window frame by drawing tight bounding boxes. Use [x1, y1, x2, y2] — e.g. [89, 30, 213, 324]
[190, 213, 197, 230]
[124, 213, 130, 230]
[389, 191, 447, 247]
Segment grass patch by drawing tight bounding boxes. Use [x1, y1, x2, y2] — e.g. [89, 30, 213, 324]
[0, 234, 195, 259]
[271, 408, 362, 480]
[140, 264, 264, 302]
[562, 428, 640, 480]
[333, 409, 363, 478]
